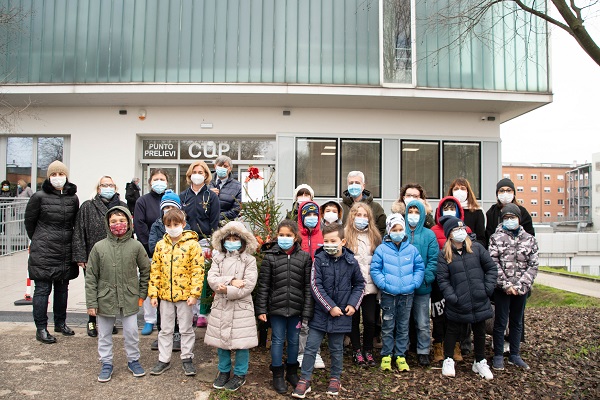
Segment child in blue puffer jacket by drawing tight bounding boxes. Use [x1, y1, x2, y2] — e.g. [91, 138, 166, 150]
[370, 214, 424, 373]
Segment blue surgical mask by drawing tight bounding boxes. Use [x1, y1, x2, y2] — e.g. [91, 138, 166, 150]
[151, 180, 167, 194]
[407, 214, 420, 227]
[348, 184, 362, 198]
[354, 217, 368, 230]
[224, 240, 242, 252]
[216, 166, 228, 179]
[390, 231, 406, 243]
[452, 229, 468, 243]
[503, 218, 519, 231]
[278, 236, 294, 250]
[304, 215, 319, 228]
[99, 187, 115, 199]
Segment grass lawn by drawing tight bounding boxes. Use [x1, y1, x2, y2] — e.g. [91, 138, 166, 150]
[527, 283, 600, 308]
[539, 266, 600, 281]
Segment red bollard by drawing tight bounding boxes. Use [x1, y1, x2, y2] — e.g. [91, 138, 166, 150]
[14, 246, 32, 306]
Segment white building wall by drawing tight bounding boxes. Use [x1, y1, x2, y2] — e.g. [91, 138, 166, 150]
[537, 232, 600, 275]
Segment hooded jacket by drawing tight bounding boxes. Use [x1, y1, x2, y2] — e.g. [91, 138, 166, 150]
[180, 184, 221, 238]
[392, 198, 435, 229]
[404, 200, 439, 296]
[209, 176, 242, 221]
[254, 242, 314, 319]
[297, 200, 324, 260]
[85, 206, 150, 317]
[431, 196, 473, 249]
[205, 222, 259, 350]
[485, 203, 535, 247]
[488, 224, 539, 295]
[309, 247, 365, 333]
[320, 200, 344, 230]
[25, 179, 79, 281]
[148, 230, 204, 302]
[341, 189, 387, 237]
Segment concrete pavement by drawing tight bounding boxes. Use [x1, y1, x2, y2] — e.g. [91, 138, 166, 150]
[535, 271, 600, 298]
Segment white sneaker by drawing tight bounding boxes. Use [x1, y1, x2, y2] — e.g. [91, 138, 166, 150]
[314, 353, 325, 369]
[442, 358, 455, 377]
[473, 359, 494, 380]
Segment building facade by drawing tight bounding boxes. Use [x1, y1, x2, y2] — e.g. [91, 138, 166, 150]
[0, 0, 551, 213]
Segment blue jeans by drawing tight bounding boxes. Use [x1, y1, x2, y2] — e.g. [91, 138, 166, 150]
[270, 315, 302, 367]
[412, 293, 431, 355]
[381, 292, 413, 358]
[493, 289, 527, 357]
[217, 348, 249, 376]
[300, 328, 344, 381]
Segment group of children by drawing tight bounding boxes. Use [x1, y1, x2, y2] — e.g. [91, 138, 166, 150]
[85, 179, 539, 397]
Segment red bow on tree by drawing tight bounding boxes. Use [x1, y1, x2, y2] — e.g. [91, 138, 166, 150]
[245, 166, 263, 182]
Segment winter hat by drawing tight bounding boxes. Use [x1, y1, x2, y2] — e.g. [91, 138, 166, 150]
[300, 202, 319, 224]
[500, 203, 521, 221]
[160, 189, 182, 210]
[386, 213, 405, 235]
[320, 200, 343, 218]
[294, 184, 315, 201]
[441, 215, 465, 239]
[47, 160, 69, 178]
[496, 178, 515, 194]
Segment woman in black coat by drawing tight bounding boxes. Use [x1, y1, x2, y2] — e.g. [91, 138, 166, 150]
[24, 161, 79, 344]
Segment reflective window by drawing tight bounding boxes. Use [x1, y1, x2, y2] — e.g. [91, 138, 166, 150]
[383, 0, 412, 84]
[341, 140, 381, 198]
[240, 140, 276, 162]
[401, 141, 440, 199]
[295, 139, 337, 197]
[37, 138, 64, 190]
[6, 137, 33, 193]
[179, 140, 239, 161]
[443, 142, 480, 198]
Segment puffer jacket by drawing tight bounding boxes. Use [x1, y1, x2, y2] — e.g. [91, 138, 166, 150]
[254, 242, 313, 319]
[297, 200, 324, 260]
[72, 194, 126, 262]
[309, 247, 365, 333]
[341, 189, 387, 237]
[209, 176, 242, 221]
[205, 221, 259, 350]
[134, 190, 163, 257]
[25, 179, 79, 281]
[488, 224, 539, 295]
[392, 198, 435, 229]
[437, 242, 498, 324]
[354, 233, 378, 295]
[405, 200, 439, 295]
[85, 206, 150, 317]
[148, 230, 204, 302]
[431, 196, 473, 249]
[485, 203, 535, 247]
[180, 184, 221, 239]
[148, 217, 191, 255]
[370, 237, 425, 296]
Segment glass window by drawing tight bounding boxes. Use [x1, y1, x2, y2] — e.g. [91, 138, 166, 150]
[503, 174, 510, 179]
[531, 174, 538, 180]
[557, 212, 564, 217]
[518, 199, 524, 205]
[180, 140, 239, 161]
[531, 187, 538, 192]
[401, 141, 440, 199]
[6, 137, 33, 193]
[37, 137, 64, 190]
[544, 212, 551, 217]
[531, 212, 538, 217]
[558, 199, 564, 205]
[240, 140, 276, 161]
[558, 187, 565, 193]
[443, 142, 480, 199]
[341, 140, 381, 198]
[382, 0, 412, 84]
[544, 187, 551, 193]
[517, 174, 524, 180]
[544, 175, 551, 180]
[531, 199, 537, 205]
[544, 199, 551, 205]
[517, 186, 524, 192]
[557, 175, 564, 180]
[295, 138, 337, 197]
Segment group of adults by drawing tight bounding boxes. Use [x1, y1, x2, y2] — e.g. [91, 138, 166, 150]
[0, 179, 34, 198]
[24, 156, 242, 344]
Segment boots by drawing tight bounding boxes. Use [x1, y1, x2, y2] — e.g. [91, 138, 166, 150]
[270, 365, 287, 394]
[285, 362, 300, 388]
[453, 342, 463, 362]
[433, 342, 444, 363]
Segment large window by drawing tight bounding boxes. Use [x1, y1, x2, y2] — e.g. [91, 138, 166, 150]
[340, 140, 381, 198]
[6, 137, 64, 192]
[443, 142, 480, 198]
[295, 139, 337, 197]
[383, 0, 412, 84]
[401, 141, 440, 199]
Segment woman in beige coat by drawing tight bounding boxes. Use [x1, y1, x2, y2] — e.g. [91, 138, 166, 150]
[205, 221, 258, 392]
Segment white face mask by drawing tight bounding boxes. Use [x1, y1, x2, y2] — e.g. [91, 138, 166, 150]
[498, 193, 514, 205]
[453, 189, 468, 203]
[297, 196, 311, 203]
[323, 212, 338, 224]
[50, 176, 67, 189]
[443, 209, 456, 217]
[166, 225, 183, 238]
[190, 174, 205, 185]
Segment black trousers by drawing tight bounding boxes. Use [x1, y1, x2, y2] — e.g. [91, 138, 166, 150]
[33, 279, 69, 329]
[349, 294, 378, 351]
[444, 319, 486, 362]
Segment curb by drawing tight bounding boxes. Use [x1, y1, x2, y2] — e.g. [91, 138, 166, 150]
[538, 270, 600, 283]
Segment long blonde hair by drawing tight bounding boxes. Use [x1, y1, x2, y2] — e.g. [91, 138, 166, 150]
[344, 202, 381, 254]
[443, 235, 473, 264]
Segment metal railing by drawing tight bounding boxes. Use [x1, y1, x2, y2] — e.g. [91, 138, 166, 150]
[0, 198, 30, 256]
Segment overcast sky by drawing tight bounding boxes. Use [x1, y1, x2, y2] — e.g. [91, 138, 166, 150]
[500, 16, 600, 166]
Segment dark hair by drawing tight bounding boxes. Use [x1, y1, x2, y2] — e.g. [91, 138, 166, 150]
[296, 188, 311, 197]
[446, 177, 480, 211]
[148, 168, 170, 184]
[163, 208, 186, 225]
[222, 233, 247, 253]
[107, 209, 128, 222]
[277, 219, 301, 244]
[1, 180, 9, 186]
[322, 222, 344, 239]
[399, 183, 427, 200]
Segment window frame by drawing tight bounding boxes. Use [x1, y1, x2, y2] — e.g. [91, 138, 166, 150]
[442, 140, 481, 199]
[340, 138, 383, 199]
[294, 137, 339, 198]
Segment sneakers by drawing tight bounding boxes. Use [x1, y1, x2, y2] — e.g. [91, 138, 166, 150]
[492, 355, 505, 370]
[196, 316, 208, 328]
[472, 359, 494, 380]
[433, 342, 444, 363]
[395, 356, 410, 371]
[213, 371, 231, 389]
[127, 360, 146, 377]
[353, 350, 366, 367]
[442, 358, 455, 377]
[98, 363, 113, 382]
[224, 374, 246, 391]
[453, 342, 463, 362]
[364, 351, 376, 367]
[173, 332, 181, 352]
[326, 377, 341, 396]
[508, 354, 530, 370]
[141, 323, 154, 336]
[418, 354, 430, 366]
[182, 358, 196, 376]
[150, 361, 171, 375]
[314, 353, 325, 369]
[292, 379, 311, 398]
[380, 355, 392, 371]
[87, 321, 98, 337]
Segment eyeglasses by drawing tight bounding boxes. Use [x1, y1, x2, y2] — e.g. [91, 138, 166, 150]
[404, 195, 419, 199]
[99, 184, 116, 188]
[498, 188, 514, 194]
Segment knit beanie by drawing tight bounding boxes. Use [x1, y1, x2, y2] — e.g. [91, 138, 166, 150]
[47, 160, 69, 178]
[386, 213, 405, 235]
[294, 184, 315, 201]
[160, 190, 182, 210]
[496, 178, 515, 194]
[500, 203, 522, 221]
[441, 215, 465, 239]
[300, 201, 319, 224]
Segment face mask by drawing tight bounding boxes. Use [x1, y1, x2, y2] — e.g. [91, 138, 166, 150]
[216, 166, 228, 179]
[498, 192, 514, 205]
[278, 236, 294, 250]
[323, 212, 338, 224]
[348, 184, 362, 198]
[323, 243, 340, 255]
[390, 231, 406, 243]
[354, 217, 369, 230]
[452, 228, 468, 243]
[50, 176, 67, 189]
[224, 240, 242, 252]
[2, 185, 9, 191]
[304, 215, 319, 228]
[443, 209, 456, 217]
[109, 222, 128, 237]
[297, 196, 311, 203]
[503, 218, 519, 230]
[191, 174, 205, 185]
[99, 187, 115, 199]
[407, 214, 420, 227]
[151, 180, 167, 194]
[166, 225, 183, 238]
[453, 189, 468, 203]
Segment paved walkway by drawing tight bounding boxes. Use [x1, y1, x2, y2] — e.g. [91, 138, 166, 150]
[535, 271, 600, 298]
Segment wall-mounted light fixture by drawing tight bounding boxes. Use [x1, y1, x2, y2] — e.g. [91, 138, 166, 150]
[138, 109, 147, 121]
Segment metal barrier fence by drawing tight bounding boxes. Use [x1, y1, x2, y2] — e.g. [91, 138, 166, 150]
[0, 198, 30, 256]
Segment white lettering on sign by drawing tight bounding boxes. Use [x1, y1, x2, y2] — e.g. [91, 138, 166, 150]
[187, 142, 231, 159]
[144, 149, 177, 157]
